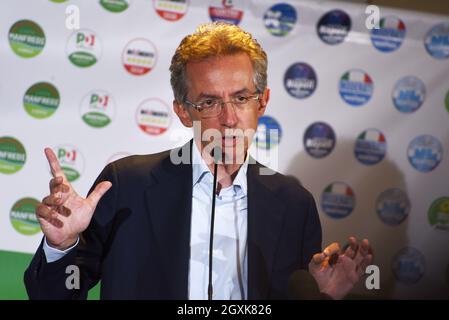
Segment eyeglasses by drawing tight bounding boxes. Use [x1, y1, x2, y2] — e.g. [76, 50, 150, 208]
[184, 92, 260, 119]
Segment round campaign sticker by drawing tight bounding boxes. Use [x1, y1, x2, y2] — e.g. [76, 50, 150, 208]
[371, 16, 406, 53]
[80, 90, 115, 128]
[23, 82, 60, 119]
[10, 197, 41, 236]
[376, 188, 410, 226]
[303, 122, 336, 158]
[153, 0, 189, 21]
[392, 76, 425, 113]
[54, 145, 84, 182]
[317, 9, 351, 45]
[136, 99, 171, 136]
[354, 129, 386, 165]
[284, 62, 317, 99]
[255, 116, 282, 150]
[0, 137, 26, 174]
[424, 22, 449, 60]
[8, 20, 45, 58]
[321, 182, 355, 219]
[445, 90, 449, 114]
[263, 3, 297, 37]
[122, 38, 157, 76]
[339, 69, 374, 107]
[407, 135, 443, 173]
[391, 247, 425, 285]
[428, 197, 449, 231]
[209, 0, 243, 25]
[66, 29, 102, 68]
[100, 0, 132, 13]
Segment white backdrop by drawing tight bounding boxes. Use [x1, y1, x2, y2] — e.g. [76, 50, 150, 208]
[1, 0, 448, 299]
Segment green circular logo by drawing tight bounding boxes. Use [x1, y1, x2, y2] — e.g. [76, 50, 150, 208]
[66, 29, 102, 68]
[0, 137, 27, 174]
[49, 0, 68, 3]
[428, 197, 449, 231]
[55, 145, 84, 182]
[10, 198, 41, 235]
[8, 20, 45, 58]
[80, 90, 115, 128]
[445, 90, 449, 114]
[100, 0, 131, 13]
[23, 82, 60, 119]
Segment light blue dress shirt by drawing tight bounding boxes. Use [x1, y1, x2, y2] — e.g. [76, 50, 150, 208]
[44, 143, 249, 300]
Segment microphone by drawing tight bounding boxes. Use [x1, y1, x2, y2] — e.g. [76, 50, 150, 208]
[288, 270, 323, 300]
[208, 145, 221, 300]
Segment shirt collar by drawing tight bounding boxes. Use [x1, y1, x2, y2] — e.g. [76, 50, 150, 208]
[191, 141, 248, 196]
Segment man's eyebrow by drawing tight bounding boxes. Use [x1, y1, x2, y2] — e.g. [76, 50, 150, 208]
[195, 88, 252, 100]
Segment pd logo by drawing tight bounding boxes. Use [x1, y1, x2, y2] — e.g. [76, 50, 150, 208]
[376, 188, 410, 226]
[66, 29, 102, 67]
[371, 16, 406, 53]
[392, 76, 425, 113]
[55, 145, 84, 182]
[100, 0, 131, 13]
[424, 22, 449, 60]
[153, 0, 189, 21]
[407, 135, 443, 173]
[122, 38, 158, 76]
[209, 0, 243, 25]
[10, 197, 41, 236]
[8, 20, 45, 58]
[80, 90, 115, 128]
[303, 122, 336, 158]
[321, 182, 355, 219]
[255, 116, 282, 150]
[339, 69, 374, 107]
[391, 247, 425, 285]
[428, 197, 449, 231]
[317, 9, 351, 45]
[284, 62, 317, 99]
[263, 3, 297, 37]
[0, 136, 27, 174]
[354, 129, 386, 165]
[136, 98, 171, 135]
[23, 82, 60, 119]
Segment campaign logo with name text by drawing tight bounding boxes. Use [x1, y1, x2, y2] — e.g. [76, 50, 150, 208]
[354, 129, 386, 165]
[66, 29, 102, 67]
[339, 69, 374, 107]
[54, 145, 84, 182]
[122, 38, 157, 76]
[321, 182, 355, 219]
[407, 135, 442, 173]
[376, 188, 410, 226]
[255, 116, 282, 150]
[303, 122, 336, 158]
[209, 0, 243, 25]
[9, 20, 45, 58]
[100, 0, 131, 13]
[23, 82, 60, 119]
[424, 22, 449, 60]
[264, 3, 297, 37]
[136, 98, 171, 136]
[10, 198, 41, 235]
[80, 90, 115, 128]
[371, 16, 406, 53]
[284, 62, 317, 99]
[317, 9, 351, 45]
[428, 197, 449, 231]
[392, 247, 425, 285]
[153, 0, 189, 21]
[392, 76, 425, 113]
[0, 137, 26, 174]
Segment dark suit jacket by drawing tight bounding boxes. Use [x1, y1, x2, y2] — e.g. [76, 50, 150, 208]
[24, 141, 322, 299]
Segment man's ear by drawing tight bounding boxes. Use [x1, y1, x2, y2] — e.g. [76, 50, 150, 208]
[173, 100, 193, 127]
[257, 87, 270, 116]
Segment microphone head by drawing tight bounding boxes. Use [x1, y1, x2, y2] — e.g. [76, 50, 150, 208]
[288, 269, 322, 300]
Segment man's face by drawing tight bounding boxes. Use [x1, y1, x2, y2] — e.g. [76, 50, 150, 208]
[174, 53, 269, 164]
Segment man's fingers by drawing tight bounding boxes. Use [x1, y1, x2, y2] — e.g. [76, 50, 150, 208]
[312, 252, 325, 264]
[36, 204, 59, 221]
[86, 181, 112, 208]
[44, 148, 66, 180]
[323, 242, 340, 257]
[51, 182, 70, 195]
[42, 194, 64, 207]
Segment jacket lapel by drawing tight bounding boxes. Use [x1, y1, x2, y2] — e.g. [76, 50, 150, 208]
[247, 161, 287, 300]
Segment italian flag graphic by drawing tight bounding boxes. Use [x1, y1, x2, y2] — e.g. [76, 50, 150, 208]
[325, 182, 353, 196]
[342, 70, 372, 84]
[358, 129, 385, 142]
[380, 17, 406, 31]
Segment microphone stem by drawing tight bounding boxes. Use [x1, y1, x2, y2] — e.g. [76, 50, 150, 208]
[208, 161, 218, 300]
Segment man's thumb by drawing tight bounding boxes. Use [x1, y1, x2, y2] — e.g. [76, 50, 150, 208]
[87, 181, 112, 207]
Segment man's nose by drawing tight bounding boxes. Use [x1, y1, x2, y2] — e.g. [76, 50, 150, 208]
[220, 102, 238, 127]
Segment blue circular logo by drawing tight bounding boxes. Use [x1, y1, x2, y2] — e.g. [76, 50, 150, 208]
[284, 62, 317, 99]
[354, 129, 386, 165]
[264, 3, 297, 37]
[407, 135, 443, 172]
[371, 16, 406, 53]
[339, 69, 374, 106]
[424, 22, 449, 59]
[392, 76, 426, 113]
[321, 182, 355, 219]
[303, 122, 336, 158]
[255, 115, 282, 150]
[317, 9, 351, 45]
[391, 247, 425, 285]
[376, 188, 410, 226]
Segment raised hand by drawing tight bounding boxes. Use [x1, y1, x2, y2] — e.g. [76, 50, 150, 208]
[309, 237, 373, 300]
[36, 148, 112, 250]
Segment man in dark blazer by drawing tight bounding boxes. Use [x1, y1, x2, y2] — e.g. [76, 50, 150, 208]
[25, 22, 372, 300]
